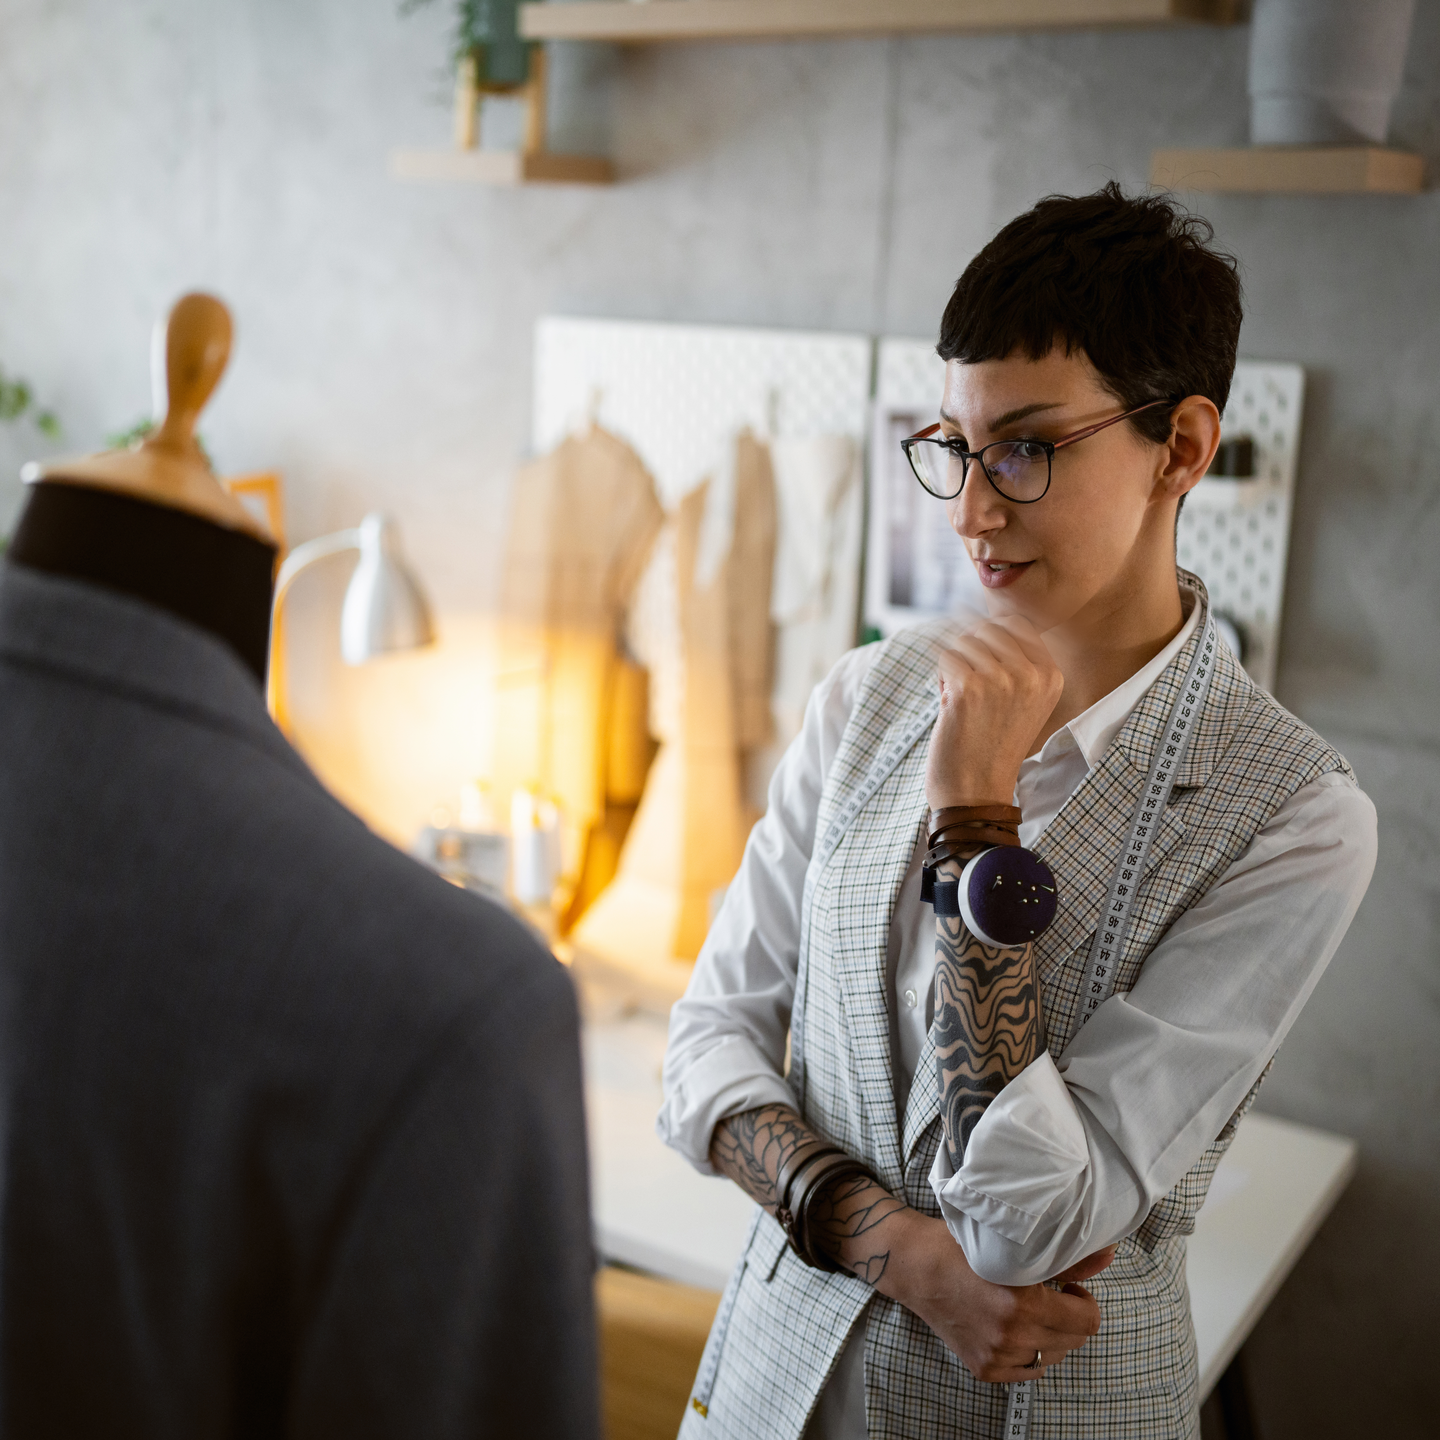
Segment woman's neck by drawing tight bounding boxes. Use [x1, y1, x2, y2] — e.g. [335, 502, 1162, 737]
[1031, 569, 1187, 753]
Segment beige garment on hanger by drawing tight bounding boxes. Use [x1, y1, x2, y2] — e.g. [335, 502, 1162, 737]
[493, 427, 664, 906]
[728, 433, 777, 755]
[572, 432, 776, 989]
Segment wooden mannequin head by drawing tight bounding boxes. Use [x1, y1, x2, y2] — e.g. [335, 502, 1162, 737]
[25, 293, 272, 543]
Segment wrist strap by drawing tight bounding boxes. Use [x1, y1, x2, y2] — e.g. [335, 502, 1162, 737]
[932, 876, 962, 917]
[792, 1153, 883, 1274]
[929, 804, 1021, 840]
[775, 1142, 844, 1229]
[930, 821, 1019, 846]
[925, 827, 1020, 868]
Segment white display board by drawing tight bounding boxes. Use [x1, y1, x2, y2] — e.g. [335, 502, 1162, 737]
[869, 339, 1304, 691]
[534, 317, 872, 507]
[1177, 364, 1304, 692]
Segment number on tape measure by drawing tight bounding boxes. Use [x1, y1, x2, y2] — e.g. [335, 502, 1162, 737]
[1007, 1379, 1033, 1437]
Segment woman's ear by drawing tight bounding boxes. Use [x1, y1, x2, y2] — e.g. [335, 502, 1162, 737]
[1156, 395, 1223, 502]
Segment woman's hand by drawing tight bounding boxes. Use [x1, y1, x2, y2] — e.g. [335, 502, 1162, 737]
[1052, 1245, 1117, 1286]
[872, 1209, 1103, 1383]
[925, 616, 1064, 810]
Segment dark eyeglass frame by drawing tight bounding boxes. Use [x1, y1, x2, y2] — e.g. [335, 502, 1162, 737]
[901, 399, 1175, 503]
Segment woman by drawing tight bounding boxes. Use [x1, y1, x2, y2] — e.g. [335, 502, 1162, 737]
[658, 184, 1375, 1439]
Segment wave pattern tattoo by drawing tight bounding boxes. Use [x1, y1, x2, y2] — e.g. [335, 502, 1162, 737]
[932, 860, 1040, 1172]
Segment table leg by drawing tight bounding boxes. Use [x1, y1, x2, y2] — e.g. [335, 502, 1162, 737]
[1215, 1349, 1258, 1440]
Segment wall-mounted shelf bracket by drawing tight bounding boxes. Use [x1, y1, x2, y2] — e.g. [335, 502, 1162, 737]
[1152, 146, 1424, 194]
[391, 44, 614, 187]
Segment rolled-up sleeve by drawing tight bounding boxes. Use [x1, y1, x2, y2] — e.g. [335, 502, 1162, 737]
[657, 646, 876, 1173]
[931, 770, 1377, 1284]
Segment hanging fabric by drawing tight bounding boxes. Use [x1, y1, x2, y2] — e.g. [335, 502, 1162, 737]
[492, 426, 664, 920]
[572, 432, 776, 991]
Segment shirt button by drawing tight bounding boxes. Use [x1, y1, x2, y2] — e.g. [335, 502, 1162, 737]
[903, 988, 918, 1009]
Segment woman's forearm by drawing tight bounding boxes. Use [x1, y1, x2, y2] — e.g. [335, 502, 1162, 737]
[708, 1102, 1105, 1377]
[708, 1103, 814, 1215]
[709, 1104, 907, 1285]
[932, 856, 1040, 1171]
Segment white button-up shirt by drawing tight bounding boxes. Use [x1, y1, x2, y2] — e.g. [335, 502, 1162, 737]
[658, 606, 1376, 1288]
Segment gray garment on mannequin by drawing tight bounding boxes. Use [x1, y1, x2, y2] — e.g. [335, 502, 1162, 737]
[0, 562, 598, 1440]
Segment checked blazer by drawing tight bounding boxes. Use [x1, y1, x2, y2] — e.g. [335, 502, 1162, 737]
[680, 573, 1353, 1440]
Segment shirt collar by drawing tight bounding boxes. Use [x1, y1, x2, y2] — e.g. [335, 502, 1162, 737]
[1030, 585, 1201, 774]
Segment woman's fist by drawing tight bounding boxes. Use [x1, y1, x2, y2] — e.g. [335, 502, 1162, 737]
[925, 616, 1064, 811]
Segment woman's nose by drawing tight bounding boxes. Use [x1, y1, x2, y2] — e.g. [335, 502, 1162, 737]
[947, 464, 1008, 539]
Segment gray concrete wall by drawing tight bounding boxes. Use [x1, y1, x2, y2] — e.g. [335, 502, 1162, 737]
[0, 2, 1435, 1433]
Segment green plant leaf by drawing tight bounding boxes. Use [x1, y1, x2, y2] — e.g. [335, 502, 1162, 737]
[107, 418, 154, 450]
[0, 373, 32, 421]
[0, 364, 61, 437]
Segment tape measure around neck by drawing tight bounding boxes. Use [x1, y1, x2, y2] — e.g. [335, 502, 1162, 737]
[1076, 608, 1217, 1030]
[1006, 608, 1216, 1438]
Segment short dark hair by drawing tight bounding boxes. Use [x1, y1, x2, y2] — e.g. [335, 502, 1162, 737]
[937, 182, 1242, 445]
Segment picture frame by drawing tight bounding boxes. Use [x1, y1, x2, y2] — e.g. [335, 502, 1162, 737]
[864, 400, 987, 638]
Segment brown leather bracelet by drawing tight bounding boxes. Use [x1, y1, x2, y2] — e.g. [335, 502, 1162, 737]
[927, 824, 1021, 857]
[793, 1153, 884, 1274]
[928, 804, 1022, 844]
[775, 1142, 845, 1255]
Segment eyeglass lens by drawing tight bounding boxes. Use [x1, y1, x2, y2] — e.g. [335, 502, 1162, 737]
[908, 438, 1051, 502]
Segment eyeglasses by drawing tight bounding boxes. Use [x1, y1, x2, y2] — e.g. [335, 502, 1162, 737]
[901, 399, 1174, 504]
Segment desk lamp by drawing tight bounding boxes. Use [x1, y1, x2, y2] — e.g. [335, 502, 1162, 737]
[268, 512, 435, 729]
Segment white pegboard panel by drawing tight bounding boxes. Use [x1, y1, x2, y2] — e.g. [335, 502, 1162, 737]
[869, 339, 1303, 691]
[533, 317, 872, 507]
[875, 336, 947, 413]
[1176, 362, 1304, 692]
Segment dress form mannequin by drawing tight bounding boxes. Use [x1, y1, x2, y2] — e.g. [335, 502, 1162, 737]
[8, 293, 278, 680]
[0, 296, 597, 1438]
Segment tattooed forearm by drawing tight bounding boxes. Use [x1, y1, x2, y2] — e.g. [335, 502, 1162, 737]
[932, 858, 1040, 1172]
[807, 1170, 907, 1285]
[709, 1104, 908, 1285]
[708, 1103, 813, 1213]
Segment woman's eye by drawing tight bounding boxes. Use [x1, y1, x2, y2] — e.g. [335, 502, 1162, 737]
[1012, 441, 1048, 460]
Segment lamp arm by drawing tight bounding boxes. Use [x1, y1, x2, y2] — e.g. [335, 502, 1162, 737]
[271, 527, 361, 623]
[267, 528, 360, 733]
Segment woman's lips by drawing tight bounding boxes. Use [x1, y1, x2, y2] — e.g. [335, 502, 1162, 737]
[974, 559, 1035, 590]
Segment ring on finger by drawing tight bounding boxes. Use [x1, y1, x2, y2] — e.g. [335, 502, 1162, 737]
[1025, 1349, 1043, 1370]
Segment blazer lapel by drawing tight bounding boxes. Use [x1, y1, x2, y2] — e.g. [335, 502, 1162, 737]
[803, 627, 941, 1191]
[835, 771, 929, 1190]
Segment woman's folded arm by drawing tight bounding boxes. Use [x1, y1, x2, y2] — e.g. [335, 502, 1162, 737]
[931, 770, 1376, 1284]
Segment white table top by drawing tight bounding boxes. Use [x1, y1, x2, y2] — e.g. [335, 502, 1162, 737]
[585, 1013, 1356, 1400]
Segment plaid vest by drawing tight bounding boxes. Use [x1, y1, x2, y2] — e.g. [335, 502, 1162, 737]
[683, 575, 1352, 1440]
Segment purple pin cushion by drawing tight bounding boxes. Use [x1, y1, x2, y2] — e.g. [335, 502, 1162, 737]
[957, 846, 1058, 948]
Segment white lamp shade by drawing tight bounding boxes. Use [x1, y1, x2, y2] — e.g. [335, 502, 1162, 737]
[339, 513, 435, 664]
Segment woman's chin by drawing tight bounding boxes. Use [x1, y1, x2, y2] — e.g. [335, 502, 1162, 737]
[983, 592, 1054, 630]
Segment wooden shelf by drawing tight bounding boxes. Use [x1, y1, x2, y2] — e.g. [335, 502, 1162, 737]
[519, 0, 1235, 44]
[1151, 146, 1424, 195]
[390, 148, 614, 185]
